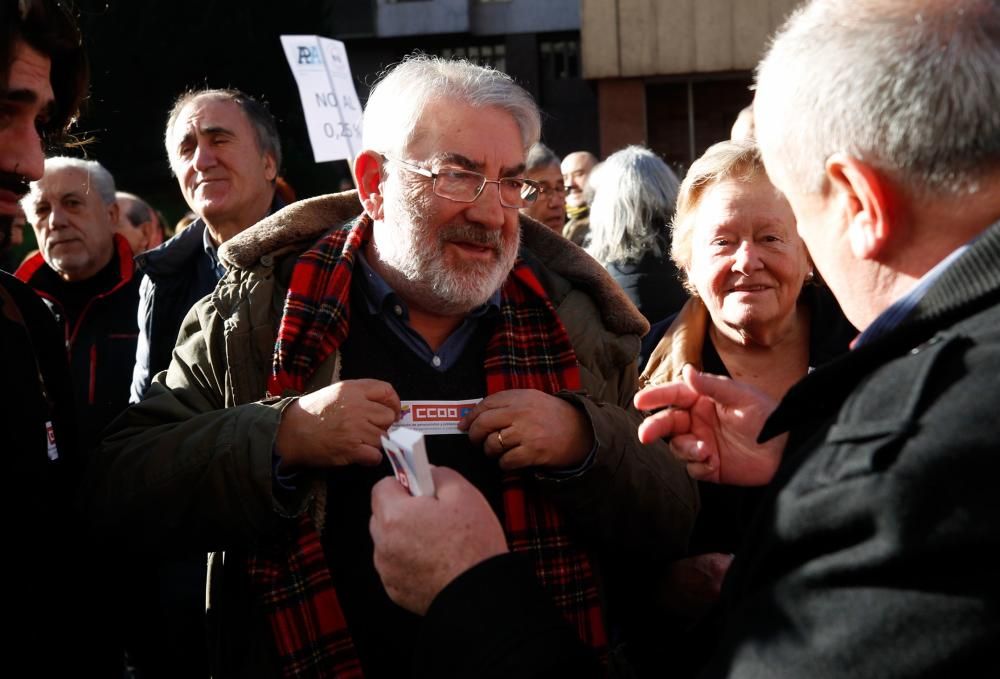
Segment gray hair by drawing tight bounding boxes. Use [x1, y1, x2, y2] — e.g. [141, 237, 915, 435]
[165, 88, 282, 173]
[362, 53, 541, 155]
[34, 156, 117, 205]
[586, 145, 679, 265]
[756, 0, 1000, 196]
[525, 142, 560, 173]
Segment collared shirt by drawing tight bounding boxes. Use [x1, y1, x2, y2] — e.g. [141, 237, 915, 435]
[201, 223, 227, 280]
[854, 240, 974, 348]
[353, 250, 500, 372]
[352, 250, 596, 477]
[273, 253, 502, 489]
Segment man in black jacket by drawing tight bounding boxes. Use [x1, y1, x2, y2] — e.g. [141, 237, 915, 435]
[17, 156, 140, 449]
[123, 87, 285, 679]
[129, 88, 283, 404]
[1, 0, 122, 673]
[371, 0, 1000, 677]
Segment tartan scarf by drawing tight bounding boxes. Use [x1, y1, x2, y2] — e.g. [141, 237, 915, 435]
[250, 216, 607, 678]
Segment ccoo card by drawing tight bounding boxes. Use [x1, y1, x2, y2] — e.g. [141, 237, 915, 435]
[380, 426, 435, 497]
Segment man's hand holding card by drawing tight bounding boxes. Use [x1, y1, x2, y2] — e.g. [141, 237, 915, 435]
[370, 466, 508, 615]
[380, 427, 435, 497]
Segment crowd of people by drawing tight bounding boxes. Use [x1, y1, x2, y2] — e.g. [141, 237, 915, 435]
[3, 0, 1000, 677]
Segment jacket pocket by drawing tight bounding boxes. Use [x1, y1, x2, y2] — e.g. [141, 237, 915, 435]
[813, 332, 969, 486]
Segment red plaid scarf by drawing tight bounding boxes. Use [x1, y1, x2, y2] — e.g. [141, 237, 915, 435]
[251, 215, 607, 677]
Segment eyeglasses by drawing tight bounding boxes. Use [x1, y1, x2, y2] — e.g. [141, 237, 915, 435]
[382, 155, 540, 209]
[535, 182, 568, 198]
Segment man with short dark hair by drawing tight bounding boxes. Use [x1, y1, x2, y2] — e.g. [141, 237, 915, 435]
[130, 88, 284, 403]
[90, 55, 696, 679]
[0, 1, 121, 673]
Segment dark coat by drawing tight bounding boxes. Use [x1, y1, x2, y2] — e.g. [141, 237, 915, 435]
[130, 218, 223, 403]
[87, 194, 695, 679]
[605, 241, 688, 327]
[0, 271, 121, 674]
[131, 197, 284, 403]
[16, 234, 140, 449]
[702, 220, 1000, 678]
[640, 284, 855, 557]
[412, 220, 1000, 678]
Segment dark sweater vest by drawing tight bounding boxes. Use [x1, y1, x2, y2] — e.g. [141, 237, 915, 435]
[321, 290, 503, 678]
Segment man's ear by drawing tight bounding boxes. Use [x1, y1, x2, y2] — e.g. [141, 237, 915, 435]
[139, 220, 156, 250]
[263, 152, 278, 183]
[826, 152, 895, 260]
[107, 201, 121, 231]
[354, 150, 385, 220]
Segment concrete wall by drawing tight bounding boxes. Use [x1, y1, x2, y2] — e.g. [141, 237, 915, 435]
[376, 0, 469, 37]
[376, 0, 580, 38]
[471, 0, 580, 36]
[581, 0, 800, 78]
[597, 78, 646, 158]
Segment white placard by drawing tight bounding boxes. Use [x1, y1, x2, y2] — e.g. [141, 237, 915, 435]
[280, 35, 363, 163]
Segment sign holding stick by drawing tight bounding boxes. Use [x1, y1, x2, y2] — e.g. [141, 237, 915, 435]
[280, 35, 363, 163]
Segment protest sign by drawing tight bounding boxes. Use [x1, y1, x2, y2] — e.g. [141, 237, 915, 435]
[280, 35, 363, 163]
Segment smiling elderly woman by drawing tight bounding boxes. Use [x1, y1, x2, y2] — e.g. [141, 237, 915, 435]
[637, 139, 855, 669]
[640, 140, 853, 398]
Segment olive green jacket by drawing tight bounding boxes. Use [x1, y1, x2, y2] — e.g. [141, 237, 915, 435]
[88, 191, 698, 677]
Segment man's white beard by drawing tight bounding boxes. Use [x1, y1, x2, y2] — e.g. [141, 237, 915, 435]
[375, 192, 520, 316]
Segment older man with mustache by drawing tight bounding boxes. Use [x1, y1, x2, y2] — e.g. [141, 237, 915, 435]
[16, 156, 141, 449]
[90, 54, 696, 679]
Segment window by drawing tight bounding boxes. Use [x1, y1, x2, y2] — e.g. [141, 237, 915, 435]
[647, 75, 754, 177]
[540, 39, 580, 80]
[440, 43, 506, 73]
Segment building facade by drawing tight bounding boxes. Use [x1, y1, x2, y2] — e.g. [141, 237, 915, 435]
[322, 0, 599, 157]
[582, 0, 799, 174]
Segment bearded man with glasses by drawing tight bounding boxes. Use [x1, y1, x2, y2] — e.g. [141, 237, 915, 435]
[90, 54, 696, 679]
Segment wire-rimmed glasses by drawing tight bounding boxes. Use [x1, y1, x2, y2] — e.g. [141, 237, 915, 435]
[383, 155, 540, 209]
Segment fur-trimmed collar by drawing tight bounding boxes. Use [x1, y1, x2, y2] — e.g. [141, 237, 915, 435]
[220, 190, 648, 336]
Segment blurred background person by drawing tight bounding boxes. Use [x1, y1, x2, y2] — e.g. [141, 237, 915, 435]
[115, 190, 160, 254]
[636, 139, 854, 677]
[519, 141, 566, 232]
[561, 150, 597, 245]
[152, 207, 171, 241]
[173, 209, 197, 233]
[275, 174, 297, 203]
[587, 145, 688, 326]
